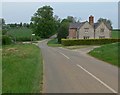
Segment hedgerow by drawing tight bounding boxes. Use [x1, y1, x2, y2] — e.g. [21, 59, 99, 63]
[61, 39, 120, 46]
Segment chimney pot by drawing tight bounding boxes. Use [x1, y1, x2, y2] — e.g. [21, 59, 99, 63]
[89, 15, 94, 26]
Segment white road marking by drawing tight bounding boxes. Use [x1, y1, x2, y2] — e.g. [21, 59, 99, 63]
[59, 52, 70, 59]
[76, 64, 117, 93]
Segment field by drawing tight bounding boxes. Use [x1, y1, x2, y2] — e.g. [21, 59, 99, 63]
[112, 30, 120, 39]
[8, 27, 33, 41]
[88, 42, 119, 67]
[2, 44, 43, 93]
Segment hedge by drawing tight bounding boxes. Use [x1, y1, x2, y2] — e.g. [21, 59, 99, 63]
[61, 39, 120, 46]
[2, 35, 12, 45]
[11, 36, 41, 42]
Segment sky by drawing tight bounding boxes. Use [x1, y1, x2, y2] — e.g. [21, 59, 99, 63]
[1, 2, 119, 29]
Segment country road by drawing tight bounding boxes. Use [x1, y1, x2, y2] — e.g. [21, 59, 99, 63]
[38, 39, 118, 93]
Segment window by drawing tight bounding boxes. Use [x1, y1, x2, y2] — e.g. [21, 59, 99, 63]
[84, 36, 89, 39]
[84, 28, 89, 33]
[100, 28, 104, 32]
[99, 36, 105, 39]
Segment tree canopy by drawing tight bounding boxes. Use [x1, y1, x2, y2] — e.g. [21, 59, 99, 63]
[57, 16, 77, 43]
[31, 6, 57, 38]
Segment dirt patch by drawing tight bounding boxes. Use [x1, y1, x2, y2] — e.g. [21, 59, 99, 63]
[7, 48, 19, 52]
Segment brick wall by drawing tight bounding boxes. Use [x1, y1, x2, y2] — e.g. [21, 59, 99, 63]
[69, 28, 77, 39]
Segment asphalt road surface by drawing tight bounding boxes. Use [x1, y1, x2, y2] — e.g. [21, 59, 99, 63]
[38, 39, 118, 93]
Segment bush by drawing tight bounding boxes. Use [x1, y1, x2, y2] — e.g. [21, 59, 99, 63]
[34, 36, 41, 41]
[10, 36, 41, 42]
[2, 30, 7, 35]
[61, 39, 120, 46]
[2, 35, 12, 45]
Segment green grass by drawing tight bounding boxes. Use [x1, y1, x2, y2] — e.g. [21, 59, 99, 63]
[0, 47, 2, 94]
[112, 30, 120, 39]
[47, 38, 62, 47]
[64, 45, 94, 50]
[2, 44, 43, 93]
[8, 27, 33, 41]
[88, 42, 119, 67]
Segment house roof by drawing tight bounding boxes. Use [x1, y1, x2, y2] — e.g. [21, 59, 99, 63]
[94, 23, 99, 29]
[104, 22, 112, 30]
[69, 21, 112, 30]
[94, 22, 112, 30]
[69, 22, 86, 29]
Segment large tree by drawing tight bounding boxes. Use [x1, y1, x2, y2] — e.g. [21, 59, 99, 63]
[57, 16, 77, 43]
[31, 6, 56, 38]
[57, 21, 69, 43]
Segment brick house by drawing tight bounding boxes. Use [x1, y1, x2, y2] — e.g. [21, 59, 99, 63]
[68, 15, 112, 39]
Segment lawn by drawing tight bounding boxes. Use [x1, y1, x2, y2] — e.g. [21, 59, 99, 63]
[2, 44, 43, 93]
[88, 42, 119, 67]
[112, 30, 120, 39]
[8, 27, 33, 41]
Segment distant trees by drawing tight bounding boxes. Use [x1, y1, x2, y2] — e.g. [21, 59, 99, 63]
[8, 23, 30, 28]
[31, 6, 58, 38]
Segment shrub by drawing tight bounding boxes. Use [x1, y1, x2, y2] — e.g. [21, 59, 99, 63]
[13, 36, 41, 42]
[35, 36, 41, 40]
[2, 35, 12, 45]
[2, 30, 7, 35]
[61, 39, 120, 46]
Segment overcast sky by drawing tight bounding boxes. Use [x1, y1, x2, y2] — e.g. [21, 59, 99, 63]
[2, 2, 118, 29]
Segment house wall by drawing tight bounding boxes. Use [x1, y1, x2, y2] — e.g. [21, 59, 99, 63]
[78, 22, 94, 39]
[69, 28, 77, 39]
[95, 22, 111, 39]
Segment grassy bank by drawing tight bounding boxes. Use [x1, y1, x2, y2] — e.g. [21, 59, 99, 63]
[88, 42, 119, 67]
[2, 44, 43, 93]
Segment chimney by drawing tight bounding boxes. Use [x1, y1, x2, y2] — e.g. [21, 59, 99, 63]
[89, 15, 94, 26]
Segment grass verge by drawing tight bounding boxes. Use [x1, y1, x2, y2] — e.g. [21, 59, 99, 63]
[2, 44, 43, 93]
[88, 42, 119, 67]
[64, 45, 95, 50]
[47, 38, 62, 47]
